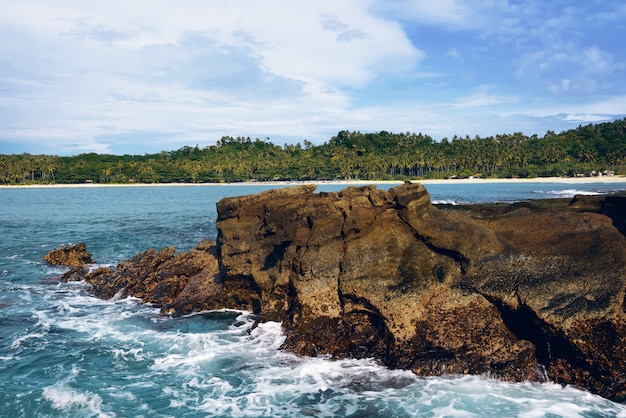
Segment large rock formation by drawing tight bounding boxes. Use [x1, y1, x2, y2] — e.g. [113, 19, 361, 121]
[44, 183, 626, 400]
[214, 183, 626, 399]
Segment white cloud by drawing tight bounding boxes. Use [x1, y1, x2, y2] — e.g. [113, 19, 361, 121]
[451, 86, 512, 109]
[549, 78, 572, 93]
[24, 0, 421, 90]
[582, 46, 614, 74]
[522, 93, 626, 126]
[0, 0, 423, 153]
[372, 0, 492, 29]
[447, 48, 462, 60]
[578, 94, 626, 116]
[586, 2, 626, 23]
[562, 114, 612, 123]
[0, 0, 624, 155]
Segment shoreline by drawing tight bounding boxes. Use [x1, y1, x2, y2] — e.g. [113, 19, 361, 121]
[1, 175, 626, 189]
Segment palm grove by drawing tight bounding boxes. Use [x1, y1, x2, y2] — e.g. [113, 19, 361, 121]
[2, 118, 626, 185]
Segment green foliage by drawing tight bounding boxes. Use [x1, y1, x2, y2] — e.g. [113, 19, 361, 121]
[1, 118, 626, 184]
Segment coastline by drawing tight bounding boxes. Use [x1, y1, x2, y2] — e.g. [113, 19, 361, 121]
[1, 175, 626, 189]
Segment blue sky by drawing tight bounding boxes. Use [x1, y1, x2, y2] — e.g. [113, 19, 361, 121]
[1, 0, 625, 155]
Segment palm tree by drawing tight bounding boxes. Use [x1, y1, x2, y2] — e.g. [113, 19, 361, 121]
[48, 161, 56, 183]
[102, 167, 112, 183]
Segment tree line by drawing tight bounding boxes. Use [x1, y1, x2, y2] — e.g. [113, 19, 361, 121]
[2, 118, 626, 185]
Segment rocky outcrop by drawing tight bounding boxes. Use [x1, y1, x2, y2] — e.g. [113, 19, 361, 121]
[44, 183, 626, 400]
[43, 239, 258, 315]
[43, 243, 94, 267]
[42, 243, 95, 283]
[214, 183, 626, 399]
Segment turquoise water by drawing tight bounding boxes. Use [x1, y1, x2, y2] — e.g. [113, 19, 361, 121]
[2, 182, 626, 417]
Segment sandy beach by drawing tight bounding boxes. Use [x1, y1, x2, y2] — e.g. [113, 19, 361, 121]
[409, 175, 626, 185]
[1, 175, 626, 189]
[2, 176, 626, 189]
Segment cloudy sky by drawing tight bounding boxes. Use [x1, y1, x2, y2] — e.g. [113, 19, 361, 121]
[1, 1, 625, 155]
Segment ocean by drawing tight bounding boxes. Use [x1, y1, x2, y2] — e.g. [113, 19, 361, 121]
[2, 181, 626, 417]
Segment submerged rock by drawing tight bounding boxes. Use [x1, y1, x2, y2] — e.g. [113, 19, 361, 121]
[44, 183, 626, 400]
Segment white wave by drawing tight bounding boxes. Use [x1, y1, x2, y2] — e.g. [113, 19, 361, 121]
[432, 199, 460, 205]
[43, 382, 113, 418]
[112, 347, 145, 362]
[31, 309, 52, 331]
[151, 348, 218, 370]
[107, 289, 126, 302]
[173, 356, 626, 417]
[74, 306, 622, 418]
[9, 277, 626, 417]
[247, 320, 286, 351]
[89, 263, 116, 271]
[539, 189, 603, 198]
[10, 310, 52, 351]
[9, 331, 47, 351]
[179, 308, 252, 319]
[54, 300, 80, 314]
[417, 375, 626, 418]
[150, 312, 261, 372]
[44, 266, 67, 276]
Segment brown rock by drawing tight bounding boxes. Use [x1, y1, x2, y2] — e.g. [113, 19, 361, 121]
[83, 243, 212, 306]
[68, 183, 626, 400]
[43, 243, 94, 268]
[212, 182, 626, 399]
[60, 266, 90, 282]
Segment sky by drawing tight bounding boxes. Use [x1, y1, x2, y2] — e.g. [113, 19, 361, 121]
[1, 1, 625, 156]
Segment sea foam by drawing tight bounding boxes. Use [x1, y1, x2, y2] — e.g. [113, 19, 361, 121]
[539, 189, 603, 198]
[43, 382, 112, 418]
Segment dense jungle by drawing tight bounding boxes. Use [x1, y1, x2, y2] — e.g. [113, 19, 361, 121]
[2, 118, 625, 184]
